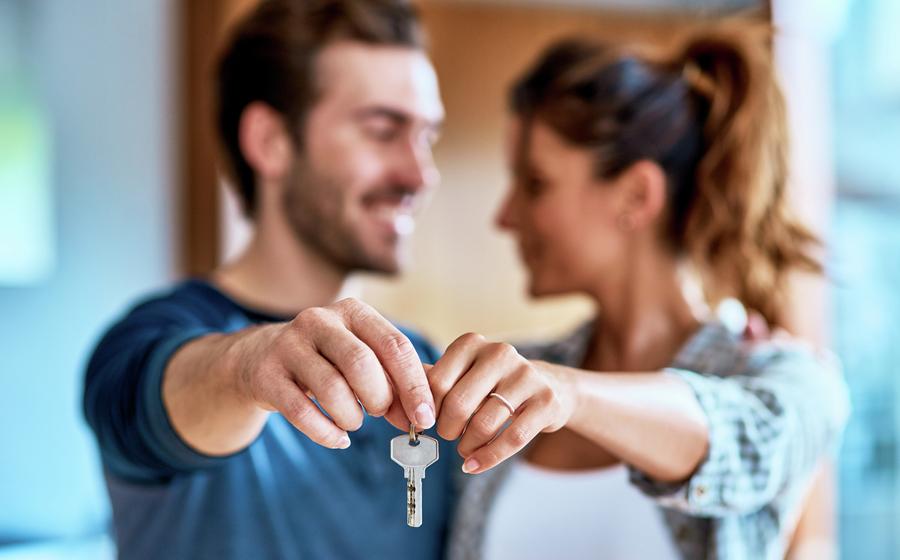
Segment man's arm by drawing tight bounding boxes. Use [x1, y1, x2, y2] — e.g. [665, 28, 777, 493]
[84, 296, 436, 481]
[162, 298, 438, 456]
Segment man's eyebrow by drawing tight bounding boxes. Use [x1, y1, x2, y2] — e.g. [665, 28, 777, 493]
[354, 106, 443, 131]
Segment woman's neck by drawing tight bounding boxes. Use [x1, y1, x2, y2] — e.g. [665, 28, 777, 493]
[585, 249, 700, 372]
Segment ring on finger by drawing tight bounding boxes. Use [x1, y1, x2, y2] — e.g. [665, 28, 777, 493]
[488, 392, 517, 415]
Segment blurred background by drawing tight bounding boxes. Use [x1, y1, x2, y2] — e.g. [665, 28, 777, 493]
[0, 0, 897, 558]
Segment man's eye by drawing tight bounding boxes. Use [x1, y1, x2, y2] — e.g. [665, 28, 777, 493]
[366, 125, 400, 142]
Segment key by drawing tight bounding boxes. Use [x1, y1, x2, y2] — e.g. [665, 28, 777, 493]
[390, 423, 439, 527]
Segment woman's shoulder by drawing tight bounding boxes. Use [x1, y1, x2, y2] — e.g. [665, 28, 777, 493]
[672, 319, 841, 378]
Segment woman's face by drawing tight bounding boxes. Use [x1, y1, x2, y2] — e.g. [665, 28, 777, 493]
[496, 118, 630, 298]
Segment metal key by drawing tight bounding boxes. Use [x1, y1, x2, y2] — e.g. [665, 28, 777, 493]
[390, 423, 439, 527]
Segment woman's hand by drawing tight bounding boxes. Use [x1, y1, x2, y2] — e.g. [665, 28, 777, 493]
[428, 333, 577, 474]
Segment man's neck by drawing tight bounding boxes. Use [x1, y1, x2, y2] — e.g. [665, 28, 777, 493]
[212, 220, 348, 317]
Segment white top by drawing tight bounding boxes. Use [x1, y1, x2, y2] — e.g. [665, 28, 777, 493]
[482, 461, 681, 560]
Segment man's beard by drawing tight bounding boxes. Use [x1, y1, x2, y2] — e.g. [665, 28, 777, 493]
[281, 158, 403, 275]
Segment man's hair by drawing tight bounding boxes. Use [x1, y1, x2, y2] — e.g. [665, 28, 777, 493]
[216, 0, 425, 216]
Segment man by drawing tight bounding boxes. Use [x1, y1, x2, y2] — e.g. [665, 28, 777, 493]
[84, 1, 454, 558]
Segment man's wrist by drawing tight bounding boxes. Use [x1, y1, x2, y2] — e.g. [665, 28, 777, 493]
[219, 325, 278, 411]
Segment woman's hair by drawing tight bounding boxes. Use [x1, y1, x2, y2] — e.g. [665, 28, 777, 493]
[510, 20, 821, 328]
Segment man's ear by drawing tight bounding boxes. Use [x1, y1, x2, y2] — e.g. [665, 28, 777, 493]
[613, 160, 667, 230]
[238, 101, 294, 183]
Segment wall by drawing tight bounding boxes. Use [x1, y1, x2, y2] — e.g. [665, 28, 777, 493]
[0, 0, 176, 552]
[357, 2, 717, 346]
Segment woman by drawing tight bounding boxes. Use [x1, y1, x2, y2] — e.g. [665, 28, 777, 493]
[427, 21, 850, 560]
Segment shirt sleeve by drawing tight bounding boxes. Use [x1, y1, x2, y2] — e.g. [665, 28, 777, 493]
[628, 347, 851, 516]
[83, 299, 236, 483]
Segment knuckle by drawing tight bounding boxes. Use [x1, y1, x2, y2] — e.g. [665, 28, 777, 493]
[327, 400, 364, 432]
[504, 366, 527, 388]
[443, 391, 471, 422]
[429, 375, 455, 401]
[317, 374, 347, 400]
[332, 297, 359, 311]
[380, 332, 416, 364]
[534, 387, 555, 407]
[480, 446, 503, 467]
[514, 362, 537, 383]
[283, 399, 313, 426]
[547, 389, 563, 411]
[487, 342, 517, 361]
[470, 413, 498, 439]
[366, 396, 392, 418]
[403, 377, 431, 402]
[342, 344, 376, 378]
[455, 332, 485, 349]
[362, 385, 393, 417]
[506, 424, 532, 448]
[334, 297, 369, 321]
[293, 306, 329, 329]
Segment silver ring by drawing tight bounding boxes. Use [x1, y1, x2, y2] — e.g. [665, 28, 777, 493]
[488, 392, 517, 415]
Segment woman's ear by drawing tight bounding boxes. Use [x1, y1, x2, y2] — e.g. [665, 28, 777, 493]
[238, 101, 294, 184]
[612, 160, 667, 232]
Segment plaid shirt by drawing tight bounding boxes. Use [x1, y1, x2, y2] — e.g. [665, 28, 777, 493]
[447, 321, 850, 560]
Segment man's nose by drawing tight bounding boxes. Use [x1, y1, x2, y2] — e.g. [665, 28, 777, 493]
[393, 138, 440, 192]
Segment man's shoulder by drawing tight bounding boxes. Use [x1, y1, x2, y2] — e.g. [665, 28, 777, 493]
[106, 278, 240, 336]
[131, 277, 224, 310]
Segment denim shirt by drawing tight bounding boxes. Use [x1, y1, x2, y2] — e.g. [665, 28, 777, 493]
[447, 320, 850, 560]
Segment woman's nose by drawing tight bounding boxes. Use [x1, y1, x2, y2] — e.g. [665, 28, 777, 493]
[494, 187, 519, 232]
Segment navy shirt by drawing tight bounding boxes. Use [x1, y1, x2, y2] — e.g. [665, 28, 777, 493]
[83, 280, 458, 559]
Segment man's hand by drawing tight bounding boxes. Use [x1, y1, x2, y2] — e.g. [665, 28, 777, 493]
[234, 298, 436, 447]
[164, 298, 435, 454]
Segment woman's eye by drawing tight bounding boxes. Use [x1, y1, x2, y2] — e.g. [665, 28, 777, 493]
[522, 175, 547, 196]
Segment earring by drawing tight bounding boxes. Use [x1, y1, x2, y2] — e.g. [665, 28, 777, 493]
[617, 213, 636, 232]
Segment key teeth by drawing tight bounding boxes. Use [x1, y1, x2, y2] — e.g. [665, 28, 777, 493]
[392, 433, 436, 528]
[407, 480, 416, 526]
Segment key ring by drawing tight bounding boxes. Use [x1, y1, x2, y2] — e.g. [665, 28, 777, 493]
[409, 422, 419, 446]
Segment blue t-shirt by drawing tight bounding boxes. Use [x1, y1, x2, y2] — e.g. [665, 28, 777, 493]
[83, 280, 458, 559]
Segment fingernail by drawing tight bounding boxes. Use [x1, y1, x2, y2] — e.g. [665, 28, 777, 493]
[415, 403, 436, 429]
[462, 458, 480, 474]
[335, 435, 351, 449]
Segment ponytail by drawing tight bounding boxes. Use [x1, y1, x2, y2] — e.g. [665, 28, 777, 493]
[676, 22, 821, 327]
[509, 20, 822, 328]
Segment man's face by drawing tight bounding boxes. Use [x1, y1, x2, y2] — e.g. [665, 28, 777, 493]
[282, 41, 444, 275]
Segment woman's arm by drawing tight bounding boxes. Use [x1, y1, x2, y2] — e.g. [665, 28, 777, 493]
[429, 334, 849, 517]
[559, 364, 709, 483]
[786, 461, 838, 560]
[428, 333, 707, 479]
